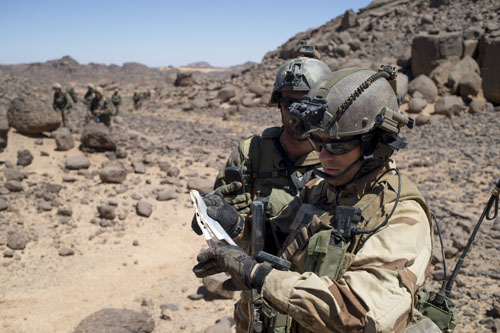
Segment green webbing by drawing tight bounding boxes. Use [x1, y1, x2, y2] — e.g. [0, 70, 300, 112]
[315, 67, 365, 99]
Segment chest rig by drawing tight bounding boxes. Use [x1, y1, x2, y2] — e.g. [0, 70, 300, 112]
[258, 172, 432, 333]
[239, 126, 319, 219]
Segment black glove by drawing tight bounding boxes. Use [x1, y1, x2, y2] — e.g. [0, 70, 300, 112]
[204, 195, 244, 238]
[216, 181, 252, 215]
[193, 245, 272, 291]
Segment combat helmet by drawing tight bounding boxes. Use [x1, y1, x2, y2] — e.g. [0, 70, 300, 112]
[289, 65, 413, 179]
[53, 82, 62, 89]
[269, 45, 331, 105]
[87, 83, 94, 90]
[94, 87, 104, 95]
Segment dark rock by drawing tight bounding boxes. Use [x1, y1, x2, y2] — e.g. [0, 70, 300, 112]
[341, 9, 358, 30]
[136, 201, 152, 217]
[7, 97, 60, 134]
[17, 149, 33, 166]
[0, 116, 9, 153]
[174, 72, 194, 87]
[98, 205, 116, 220]
[99, 166, 127, 184]
[52, 127, 75, 151]
[58, 247, 75, 256]
[81, 123, 116, 151]
[217, 87, 236, 103]
[4, 167, 24, 181]
[448, 56, 481, 94]
[7, 230, 29, 250]
[166, 166, 180, 177]
[57, 208, 73, 216]
[411, 33, 463, 77]
[73, 308, 154, 333]
[44, 183, 62, 193]
[4, 180, 24, 192]
[65, 156, 90, 170]
[132, 161, 146, 174]
[480, 37, 500, 104]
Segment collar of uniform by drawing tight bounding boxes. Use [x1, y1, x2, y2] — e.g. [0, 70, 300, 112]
[326, 160, 396, 200]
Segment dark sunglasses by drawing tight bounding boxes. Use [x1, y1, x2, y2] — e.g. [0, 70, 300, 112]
[279, 96, 301, 109]
[308, 136, 361, 155]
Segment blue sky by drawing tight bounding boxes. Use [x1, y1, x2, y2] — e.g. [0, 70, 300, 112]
[1, 0, 372, 68]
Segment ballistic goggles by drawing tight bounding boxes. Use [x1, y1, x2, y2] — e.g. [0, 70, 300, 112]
[308, 135, 361, 155]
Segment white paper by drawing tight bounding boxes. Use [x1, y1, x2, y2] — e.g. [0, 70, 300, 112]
[190, 190, 236, 247]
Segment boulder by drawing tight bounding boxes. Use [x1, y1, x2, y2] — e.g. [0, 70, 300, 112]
[459, 72, 482, 97]
[408, 75, 438, 102]
[4, 180, 24, 192]
[99, 165, 127, 184]
[7, 97, 61, 134]
[65, 156, 90, 170]
[448, 56, 481, 94]
[429, 60, 456, 91]
[341, 9, 358, 30]
[408, 98, 427, 114]
[248, 84, 266, 97]
[480, 37, 500, 104]
[52, 127, 74, 151]
[411, 33, 463, 77]
[397, 72, 409, 98]
[81, 123, 116, 151]
[469, 99, 486, 114]
[217, 87, 236, 103]
[0, 116, 9, 152]
[17, 149, 33, 166]
[98, 205, 116, 220]
[74, 308, 155, 333]
[434, 96, 465, 117]
[415, 114, 431, 126]
[4, 167, 24, 181]
[174, 72, 194, 87]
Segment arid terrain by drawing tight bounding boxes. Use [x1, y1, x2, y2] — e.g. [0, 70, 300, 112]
[1, 0, 500, 332]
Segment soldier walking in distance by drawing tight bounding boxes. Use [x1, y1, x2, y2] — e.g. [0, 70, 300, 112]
[192, 44, 332, 332]
[194, 67, 441, 332]
[83, 84, 94, 106]
[111, 89, 122, 115]
[52, 82, 72, 128]
[88, 87, 115, 127]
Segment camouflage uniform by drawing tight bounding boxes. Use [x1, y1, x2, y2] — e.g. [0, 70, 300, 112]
[83, 87, 94, 106]
[53, 87, 73, 128]
[88, 95, 115, 127]
[111, 91, 121, 115]
[133, 92, 142, 110]
[234, 162, 432, 332]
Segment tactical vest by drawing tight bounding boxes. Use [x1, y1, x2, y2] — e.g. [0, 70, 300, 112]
[239, 127, 319, 219]
[259, 173, 438, 333]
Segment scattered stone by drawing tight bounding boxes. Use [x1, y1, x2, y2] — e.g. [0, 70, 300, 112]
[65, 156, 90, 170]
[73, 308, 155, 333]
[217, 87, 236, 103]
[136, 201, 153, 217]
[166, 166, 180, 177]
[469, 99, 486, 114]
[52, 127, 75, 151]
[156, 190, 177, 201]
[133, 240, 139, 246]
[98, 205, 116, 220]
[4, 250, 14, 258]
[187, 178, 213, 193]
[408, 98, 427, 114]
[58, 247, 75, 256]
[17, 149, 33, 166]
[4, 180, 24, 192]
[132, 161, 146, 174]
[38, 201, 52, 211]
[57, 208, 73, 216]
[4, 167, 24, 181]
[434, 95, 465, 117]
[7, 230, 29, 250]
[81, 122, 117, 151]
[0, 198, 8, 211]
[99, 166, 127, 184]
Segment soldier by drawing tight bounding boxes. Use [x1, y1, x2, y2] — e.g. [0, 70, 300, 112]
[133, 91, 142, 110]
[88, 87, 115, 127]
[52, 82, 72, 128]
[194, 67, 440, 332]
[111, 89, 122, 115]
[194, 46, 331, 332]
[83, 84, 94, 106]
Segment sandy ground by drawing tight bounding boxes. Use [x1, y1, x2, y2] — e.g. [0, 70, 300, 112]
[0, 129, 235, 333]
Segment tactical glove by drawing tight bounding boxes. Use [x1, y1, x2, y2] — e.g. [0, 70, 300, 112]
[193, 245, 272, 291]
[216, 181, 252, 215]
[204, 194, 244, 238]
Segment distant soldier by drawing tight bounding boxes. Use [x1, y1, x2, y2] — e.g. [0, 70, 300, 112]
[133, 91, 142, 110]
[66, 86, 78, 103]
[52, 82, 72, 128]
[88, 87, 115, 127]
[83, 84, 94, 105]
[111, 89, 122, 115]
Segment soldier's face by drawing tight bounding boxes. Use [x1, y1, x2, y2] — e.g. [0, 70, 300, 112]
[280, 91, 308, 141]
[319, 144, 362, 186]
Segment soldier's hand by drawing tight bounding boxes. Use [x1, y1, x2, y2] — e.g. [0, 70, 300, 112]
[204, 195, 244, 238]
[216, 181, 252, 215]
[193, 245, 273, 291]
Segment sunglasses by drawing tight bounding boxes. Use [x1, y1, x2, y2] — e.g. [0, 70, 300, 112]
[308, 136, 361, 155]
[279, 96, 301, 109]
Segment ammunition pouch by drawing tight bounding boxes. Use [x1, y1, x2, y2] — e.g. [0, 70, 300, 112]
[414, 288, 457, 332]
